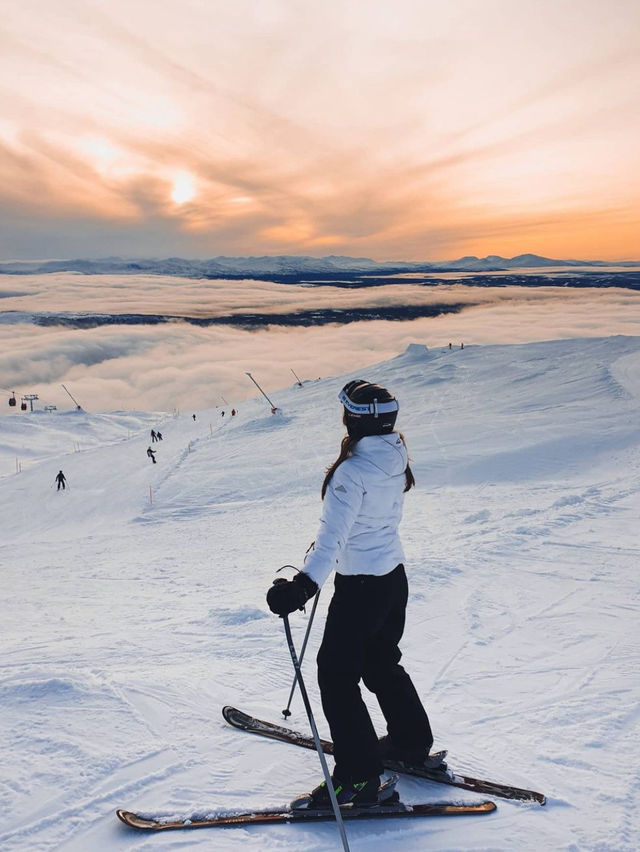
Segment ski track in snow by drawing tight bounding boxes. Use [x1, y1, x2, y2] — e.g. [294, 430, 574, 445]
[0, 335, 639, 850]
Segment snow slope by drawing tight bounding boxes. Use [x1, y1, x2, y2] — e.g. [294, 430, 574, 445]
[1, 335, 639, 851]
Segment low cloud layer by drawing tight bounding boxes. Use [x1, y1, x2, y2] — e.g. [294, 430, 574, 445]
[1, 278, 639, 413]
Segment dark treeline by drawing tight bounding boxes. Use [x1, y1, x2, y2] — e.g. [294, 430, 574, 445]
[30, 302, 469, 330]
[255, 271, 640, 289]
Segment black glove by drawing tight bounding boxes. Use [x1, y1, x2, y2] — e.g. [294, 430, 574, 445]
[267, 572, 318, 616]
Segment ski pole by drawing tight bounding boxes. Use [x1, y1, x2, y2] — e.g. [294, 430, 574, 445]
[282, 614, 351, 852]
[282, 589, 320, 718]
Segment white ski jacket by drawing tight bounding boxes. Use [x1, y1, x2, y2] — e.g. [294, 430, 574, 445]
[303, 433, 408, 589]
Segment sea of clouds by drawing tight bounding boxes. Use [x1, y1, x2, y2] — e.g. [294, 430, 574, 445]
[1, 273, 639, 412]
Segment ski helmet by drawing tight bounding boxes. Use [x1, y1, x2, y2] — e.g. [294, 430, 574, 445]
[339, 379, 399, 438]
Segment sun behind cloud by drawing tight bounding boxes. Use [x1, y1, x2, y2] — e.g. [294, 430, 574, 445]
[171, 172, 196, 205]
[1, 0, 639, 259]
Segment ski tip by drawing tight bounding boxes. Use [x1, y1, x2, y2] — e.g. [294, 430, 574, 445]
[117, 809, 158, 830]
[222, 706, 249, 728]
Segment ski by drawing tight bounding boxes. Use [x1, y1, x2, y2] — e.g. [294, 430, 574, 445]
[222, 705, 546, 805]
[117, 799, 496, 831]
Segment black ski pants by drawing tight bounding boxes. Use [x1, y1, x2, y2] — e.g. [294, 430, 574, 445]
[316, 563, 433, 781]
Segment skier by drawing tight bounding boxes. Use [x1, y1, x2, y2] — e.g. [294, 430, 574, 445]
[54, 470, 66, 491]
[156, 431, 163, 441]
[146, 446, 157, 464]
[150, 429, 157, 442]
[267, 380, 435, 808]
[192, 414, 196, 421]
[231, 408, 236, 416]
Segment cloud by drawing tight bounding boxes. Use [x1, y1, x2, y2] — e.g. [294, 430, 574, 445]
[1, 278, 639, 412]
[1, 0, 639, 259]
[3, 268, 638, 318]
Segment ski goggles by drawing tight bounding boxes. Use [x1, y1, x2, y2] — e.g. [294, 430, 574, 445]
[338, 384, 399, 417]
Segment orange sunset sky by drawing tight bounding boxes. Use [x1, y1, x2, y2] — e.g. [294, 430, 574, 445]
[1, 0, 638, 261]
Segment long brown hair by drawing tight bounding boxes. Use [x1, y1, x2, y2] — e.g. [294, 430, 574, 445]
[321, 432, 415, 498]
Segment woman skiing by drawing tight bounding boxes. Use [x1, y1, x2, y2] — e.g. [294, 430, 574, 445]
[267, 379, 434, 807]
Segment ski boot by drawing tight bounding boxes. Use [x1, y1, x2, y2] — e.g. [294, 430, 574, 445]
[378, 735, 449, 773]
[291, 774, 400, 810]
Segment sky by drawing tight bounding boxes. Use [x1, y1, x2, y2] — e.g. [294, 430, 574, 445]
[1, 0, 639, 261]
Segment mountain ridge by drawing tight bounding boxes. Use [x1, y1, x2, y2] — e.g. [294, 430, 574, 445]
[1, 253, 639, 278]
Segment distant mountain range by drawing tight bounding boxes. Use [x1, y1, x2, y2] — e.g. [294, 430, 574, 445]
[0, 253, 638, 279]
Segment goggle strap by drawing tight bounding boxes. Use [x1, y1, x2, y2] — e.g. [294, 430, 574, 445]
[338, 389, 399, 416]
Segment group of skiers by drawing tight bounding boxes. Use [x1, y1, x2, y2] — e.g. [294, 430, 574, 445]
[147, 429, 164, 463]
[56, 410, 242, 483]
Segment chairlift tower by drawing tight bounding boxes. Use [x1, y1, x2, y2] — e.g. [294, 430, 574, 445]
[22, 394, 39, 412]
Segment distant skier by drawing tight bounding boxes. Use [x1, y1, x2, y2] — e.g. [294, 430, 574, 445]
[55, 470, 66, 491]
[156, 431, 163, 441]
[192, 414, 196, 421]
[146, 446, 157, 464]
[150, 429, 157, 442]
[221, 411, 225, 417]
[231, 408, 236, 416]
[267, 380, 436, 808]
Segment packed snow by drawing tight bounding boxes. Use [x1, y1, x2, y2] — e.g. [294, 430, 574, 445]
[1, 335, 639, 851]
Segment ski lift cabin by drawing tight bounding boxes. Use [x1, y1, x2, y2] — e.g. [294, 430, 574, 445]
[8, 392, 16, 407]
[20, 400, 27, 411]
